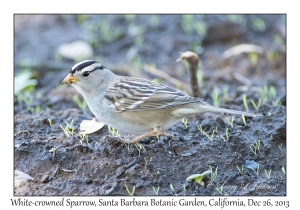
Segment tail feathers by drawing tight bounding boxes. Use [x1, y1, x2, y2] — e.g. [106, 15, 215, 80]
[202, 105, 263, 118]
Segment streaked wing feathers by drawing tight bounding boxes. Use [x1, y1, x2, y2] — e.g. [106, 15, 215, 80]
[105, 77, 207, 112]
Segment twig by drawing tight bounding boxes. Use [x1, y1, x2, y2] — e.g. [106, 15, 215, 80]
[143, 64, 190, 90]
[14, 130, 29, 136]
[232, 72, 252, 86]
[176, 51, 200, 97]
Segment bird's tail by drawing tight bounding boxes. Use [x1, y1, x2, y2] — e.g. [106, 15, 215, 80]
[202, 105, 263, 117]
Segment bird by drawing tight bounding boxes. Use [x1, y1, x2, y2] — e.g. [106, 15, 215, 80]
[62, 60, 262, 146]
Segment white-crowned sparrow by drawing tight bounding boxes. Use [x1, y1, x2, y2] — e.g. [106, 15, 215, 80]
[62, 60, 262, 145]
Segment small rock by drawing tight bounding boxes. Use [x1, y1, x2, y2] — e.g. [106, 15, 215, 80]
[244, 160, 259, 170]
[57, 40, 94, 60]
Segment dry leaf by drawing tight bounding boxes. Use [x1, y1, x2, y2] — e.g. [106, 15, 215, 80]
[80, 118, 105, 135]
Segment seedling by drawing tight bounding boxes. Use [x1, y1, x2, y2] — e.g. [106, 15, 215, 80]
[282, 166, 286, 175]
[236, 165, 244, 175]
[242, 115, 247, 125]
[183, 184, 186, 191]
[197, 125, 213, 141]
[48, 118, 52, 127]
[124, 143, 131, 151]
[226, 116, 234, 128]
[15, 183, 21, 192]
[211, 92, 221, 107]
[169, 183, 177, 195]
[49, 147, 57, 157]
[220, 135, 226, 142]
[250, 140, 261, 156]
[186, 170, 211, 186]
[17, 92, 34, 105]
[78, 133, 88, 144]
[252, 17, 266, 31]
[251, 99, 262, 110]
[248, 52, 258, 65]
[73, 95, 87, 110]
[251, 164, 260, 176]
[108, 126, 120, 137]
[125, 185, 136, 196]
[272, 100, 282, 107]
[152, 186, 160, 196]
[225, 128, 229, 140]
[264, 169, 272, 179]
[181, 118, 188, 128]
[259, 85, 277, 103]
[134, 144, 141, 156]
[278, 144, 282, 150]
[243, 94, 249, 111]
[209, 166, 218, 183]
[60, 120, 74, 137]
[250, 145, 257, 156]
[222, 86, 229, 102]
[211, 127, 218, 139]
[216, 185, 223, 195]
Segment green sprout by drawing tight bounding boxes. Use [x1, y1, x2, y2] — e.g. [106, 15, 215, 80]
[186, 170, 211, 186]
[226, 116, 235, 128]
[152, 186, 160, 196]
[134, 144, 141, 156]
[124, 143, 131, 151]
[48, 118, 52, 127]
[251, 164, 260, 176]
[150, 15, 160, 27]
[197, 125, 213, 141]
[181, 118, 188, 128]
[108, 126, 120, 137]
[259, 85, 277, 104]
[225, 128, 229, 140]
[170, 183, 176, 195]
[242, 115, 247, 125]
[266, 50, 279, 62]
[222, 86, 229, 102]
[73, 95, 87, 110]
[220, 135, 226, 142]
[183, 184, 186, 191]
[248, 52, 258, 65]
[209, 166, 218, 183]
[264, 169, 272, 179]
[243, 94, 249, 111]
[272, 100, 282, 107]
[17, 92, 34, 105]
[60, 120, 74, 137]
[15, 183, 21, 192]
[250, 139, 261, 156]
[125, 185, 136, 196]
[282, 166, 286, 175]
[216, 185, 223, 195]
[211, 92, 221, 107]
[252, 17, 266, 31]
[49, 147, 57, 153]
[78, 133, 88, 145]
[278, 144, 282, 150]
[251, 98, 262, 110]
[236, 165, 244, 175]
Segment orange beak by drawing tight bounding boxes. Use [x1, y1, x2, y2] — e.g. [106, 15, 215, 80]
[62, 73, 77, 84]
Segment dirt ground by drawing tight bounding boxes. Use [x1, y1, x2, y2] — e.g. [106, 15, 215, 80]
[14, 14, 286, 196]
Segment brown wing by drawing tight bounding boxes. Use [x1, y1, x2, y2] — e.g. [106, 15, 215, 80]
[104, 77, 207, 112]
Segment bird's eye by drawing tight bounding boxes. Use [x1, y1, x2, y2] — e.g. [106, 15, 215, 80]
[82, 71, 90, 77]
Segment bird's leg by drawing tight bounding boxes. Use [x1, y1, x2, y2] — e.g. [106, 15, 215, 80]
[117, 125, 174, 150]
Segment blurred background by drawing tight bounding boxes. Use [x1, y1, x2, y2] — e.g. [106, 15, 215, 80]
[14, 14, 286, 114]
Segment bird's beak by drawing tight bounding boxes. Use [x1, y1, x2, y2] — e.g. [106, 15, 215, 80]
[62, 73, 77, 84]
